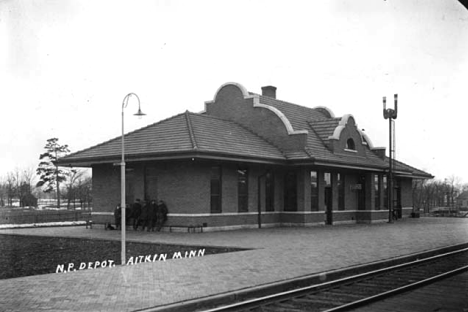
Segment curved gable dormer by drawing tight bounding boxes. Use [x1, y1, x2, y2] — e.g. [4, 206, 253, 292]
[313, 106, 335, 119]
[204, 82, 308, 151]
[328, 114, 366, 156]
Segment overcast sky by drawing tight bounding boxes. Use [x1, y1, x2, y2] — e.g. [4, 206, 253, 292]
[1, 0, 467, 183]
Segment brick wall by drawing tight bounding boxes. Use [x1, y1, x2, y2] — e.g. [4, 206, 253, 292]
[145, 161, 210, 214]
[356, 210, 388, 223]
[304, 212, 326, 224]
[280, 212, 306, 224]
[92, 159, 414, 230]
[92, 160, 290, 228]
[333, 211, 356, 223]
[92, 164, 120, 213]
[399, 178, 413, 208]
[330, 116, 367, 157]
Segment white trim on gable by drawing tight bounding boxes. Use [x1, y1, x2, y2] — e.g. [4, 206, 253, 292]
[203, 82, 251, 110]
[252, 95, 308, 135]
[329, 114, 355, 140]
[357, 128, 385, 151]
[205, 82, 308, 136]
[312, 106, 335, 118]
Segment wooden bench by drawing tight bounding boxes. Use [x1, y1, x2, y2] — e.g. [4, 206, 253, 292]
[169, 225, 203, 233]
[86, 220, 119, 230]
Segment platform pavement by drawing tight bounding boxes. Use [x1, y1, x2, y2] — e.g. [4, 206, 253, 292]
[0, 217, 467, 312]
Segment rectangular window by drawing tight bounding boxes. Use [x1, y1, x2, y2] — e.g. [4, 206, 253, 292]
[338, 173, 345, 210]
[284, 171, 297, 211]
[324, 172, 331, 186]
[265, 172, 274, 212]
[383, 175, 388, 209]
[310, 171, 318, 211]
[238, 168, 248, 212]
[210, 166, 222, 213]
[375, 174, 381, 210]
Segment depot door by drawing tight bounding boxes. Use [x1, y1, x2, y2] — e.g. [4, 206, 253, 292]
[357, 174, 366, 210]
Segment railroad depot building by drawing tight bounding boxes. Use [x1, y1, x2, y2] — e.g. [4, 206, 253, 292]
[60, 82, 432, 231]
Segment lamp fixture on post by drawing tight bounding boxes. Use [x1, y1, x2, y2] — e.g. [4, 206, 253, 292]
[121, 92, 145, 265]
[383, 94, 398, 223]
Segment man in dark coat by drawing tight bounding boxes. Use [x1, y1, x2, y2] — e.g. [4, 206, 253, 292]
[148, 200, 157, 232]
[139, 201, 149, 231]
[155, 200, 168, 232]
[130, 199, 142, 230]
[125, 204, 132, 226]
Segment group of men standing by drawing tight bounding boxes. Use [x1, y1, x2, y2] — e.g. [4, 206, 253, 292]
[114, 199, 168, 232]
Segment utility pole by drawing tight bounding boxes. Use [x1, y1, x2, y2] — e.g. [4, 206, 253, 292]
[383, 94, 398, 223]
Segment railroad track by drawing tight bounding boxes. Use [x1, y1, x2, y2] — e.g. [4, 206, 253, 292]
[201, 246, 468, 312]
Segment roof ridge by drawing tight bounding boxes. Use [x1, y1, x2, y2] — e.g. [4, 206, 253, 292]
[62, 112, 187, 161]
[313, 117, 341, 123]
[185, 110, 198, 150]
[257, 94, 328, 117]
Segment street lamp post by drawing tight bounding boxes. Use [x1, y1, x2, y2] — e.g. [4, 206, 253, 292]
[383, 94, 398, 223]
[121, 93, 145, 265]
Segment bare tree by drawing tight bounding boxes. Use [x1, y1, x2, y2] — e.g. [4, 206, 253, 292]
[462, 183, 468, 193]
[5, 172, 16, 207]
[413, 176, 465, 215]
[445, 175, 462, 213]
[12, 168, 25, 207]
[20, 167, 38, 207]
[63, 169, 87, 210]
[0, 167, 39, 208]
[413, 179, 428, 213]
[77, 175, 92, 210]
[0, 175, 6, 207]
[424, 181, 437, 211]
[22, 166, 37, 189]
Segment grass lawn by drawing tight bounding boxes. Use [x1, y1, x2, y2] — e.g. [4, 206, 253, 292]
[0, 234, 247, 279]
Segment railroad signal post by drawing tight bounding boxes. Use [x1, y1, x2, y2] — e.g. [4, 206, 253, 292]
[383, 94, 398, 223]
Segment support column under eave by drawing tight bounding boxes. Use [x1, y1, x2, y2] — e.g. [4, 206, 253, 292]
[365, 172, 374, 211]
[317, 170, 326, 212]
[331, 172, 339, 213]
[379, 174, 385, 210]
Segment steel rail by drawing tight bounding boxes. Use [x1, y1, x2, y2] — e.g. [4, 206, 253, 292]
[201, 247, 468, 312]
[323, 264, 468, 312]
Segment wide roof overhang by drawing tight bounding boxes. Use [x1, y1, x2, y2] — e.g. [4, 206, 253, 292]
[58, 150, 431, 179]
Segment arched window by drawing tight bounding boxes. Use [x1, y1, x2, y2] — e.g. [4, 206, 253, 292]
[346, 138, 355, 150]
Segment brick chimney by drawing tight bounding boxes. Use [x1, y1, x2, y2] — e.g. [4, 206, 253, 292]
[261, 86, 277, 99]
[373, 147, 386, 159]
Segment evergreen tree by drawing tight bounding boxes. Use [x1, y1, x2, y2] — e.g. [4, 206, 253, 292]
[36, 138, 70, 209]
